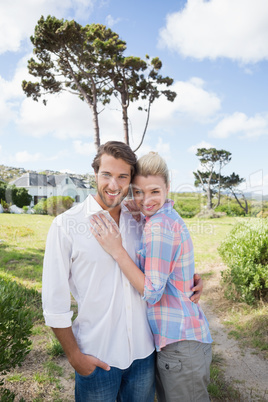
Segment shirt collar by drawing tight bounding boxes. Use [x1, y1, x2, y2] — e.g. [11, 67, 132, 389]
[84, 194, 130, 217]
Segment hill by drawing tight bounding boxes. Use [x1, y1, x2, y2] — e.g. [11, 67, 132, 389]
[0, 164, 96, 188]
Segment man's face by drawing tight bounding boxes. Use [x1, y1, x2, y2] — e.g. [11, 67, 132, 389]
[95, 153, 132, 210]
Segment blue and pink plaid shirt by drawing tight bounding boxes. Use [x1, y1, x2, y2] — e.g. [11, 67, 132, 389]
[137, 200, 212, 351]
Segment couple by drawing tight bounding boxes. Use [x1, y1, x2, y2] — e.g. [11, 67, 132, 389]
[42, 141, 212, 402]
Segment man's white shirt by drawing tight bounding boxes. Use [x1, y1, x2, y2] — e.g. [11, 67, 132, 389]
[42, 195, 154, 369]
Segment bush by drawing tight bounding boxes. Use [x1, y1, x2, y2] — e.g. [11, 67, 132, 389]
[5, 185, 32, 208]
[33, 196, 74, 216]
[218, 219, 268, 304]
[33, 198, 47, 215]
[215, 203, 246, 217]
[46, 196, 74, 216]
[0, 276, 41, 387]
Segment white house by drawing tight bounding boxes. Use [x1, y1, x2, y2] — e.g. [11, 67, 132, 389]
[10, 173, 95, 206]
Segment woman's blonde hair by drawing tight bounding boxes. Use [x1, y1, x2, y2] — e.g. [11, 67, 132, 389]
[136, 152, 170, 186]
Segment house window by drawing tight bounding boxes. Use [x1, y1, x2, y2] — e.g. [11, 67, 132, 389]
[75, 195, 80, 202]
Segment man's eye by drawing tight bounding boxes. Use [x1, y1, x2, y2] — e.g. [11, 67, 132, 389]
[152, 190, 160, 194]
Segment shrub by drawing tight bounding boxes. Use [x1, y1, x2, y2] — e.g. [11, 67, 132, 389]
[5, 185, 32, 208]
[0, 200, 10, 213]
[33, 198, 48, 215]
[46, 196, 74, 216]
[218, 219, 268, 304]
[215, 203, 246, 217]
[0, 275, 42, 387]
[33, 196, 74, 216]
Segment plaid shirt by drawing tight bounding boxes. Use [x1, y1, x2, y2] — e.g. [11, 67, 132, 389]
[137, 200, 212, 351]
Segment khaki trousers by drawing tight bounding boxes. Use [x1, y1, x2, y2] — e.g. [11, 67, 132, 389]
[156, 340, 212, 402]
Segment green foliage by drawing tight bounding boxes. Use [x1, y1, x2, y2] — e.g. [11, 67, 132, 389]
[218, 219, 268, 304]
[0, 276, 41, 386]
[33, 196, 74, 216]
[215, 203, 246, 217]
[33, 198, 47, 215]
[0, 200, 10, 213]
[1, 184, 32, 208]
[0, 182, 6, 203]
[171, 192, 203, 218]
[22, 16, 176, 149]
[46, 196, 74, 216]
[47, 338, 65, 357]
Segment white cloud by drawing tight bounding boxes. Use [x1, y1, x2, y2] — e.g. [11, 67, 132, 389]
[159, 0, 268, 63]
[73, 140, 96, 156]
[210, 112, 268, 138]
[147, 78, 221, 127]
[188, 141, 214, 154]
[105, 15, 121, 27]
[0, 0, 95, 54]
[18, 92, 95, 139]
[15, 151, 42, 163]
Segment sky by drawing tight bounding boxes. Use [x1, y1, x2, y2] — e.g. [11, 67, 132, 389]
[0, 0, 268, 195]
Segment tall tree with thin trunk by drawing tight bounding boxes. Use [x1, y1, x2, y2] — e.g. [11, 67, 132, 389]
[193, 148, 232, 210]
[22, 16, 127, 150]
[222, 173, 248, 213]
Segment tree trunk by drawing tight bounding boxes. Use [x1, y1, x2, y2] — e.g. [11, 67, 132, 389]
[232, 190, 248, 213]
[92, 102, 101, 149]
[207, 188, 213, 210]
[122, 103, 129, 145]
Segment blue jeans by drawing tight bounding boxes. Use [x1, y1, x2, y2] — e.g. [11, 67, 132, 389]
[75, 352, 155, 402]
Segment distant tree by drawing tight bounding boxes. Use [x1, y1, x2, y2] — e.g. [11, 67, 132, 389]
[0, 181, 7, 202]
[5, 185, 32, 207]
[22, 16, 176, 150]
[193, 148, 232, 210]
[221, 173, 248, 214]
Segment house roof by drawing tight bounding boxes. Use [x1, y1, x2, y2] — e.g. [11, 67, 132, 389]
[11, 173, 88, 189]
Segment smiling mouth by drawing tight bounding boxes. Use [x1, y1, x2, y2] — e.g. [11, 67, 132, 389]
[143, 205, 155, 211]
[106, 191, 120, 197]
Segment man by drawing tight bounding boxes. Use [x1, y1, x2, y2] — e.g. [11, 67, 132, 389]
[42, 141, 203, 401]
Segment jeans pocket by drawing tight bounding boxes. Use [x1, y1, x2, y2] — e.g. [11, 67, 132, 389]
[77, 366, 99, 378]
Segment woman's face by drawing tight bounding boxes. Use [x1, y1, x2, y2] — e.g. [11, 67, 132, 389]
[132, 175, 169, 217]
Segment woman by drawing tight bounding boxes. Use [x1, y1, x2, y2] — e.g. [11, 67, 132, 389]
[90, 152, 212, 402]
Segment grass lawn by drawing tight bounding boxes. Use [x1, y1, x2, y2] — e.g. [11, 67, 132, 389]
[0, 214, 53, 289]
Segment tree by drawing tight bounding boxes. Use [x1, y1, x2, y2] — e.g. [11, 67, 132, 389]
[5, 185, 32, 207]
[22, 16, 177, 150]
[22, 16, 126, 149]
[105, 55, 176, 149]
[193, 148, 232, 210]
[221, 173, 248, 214]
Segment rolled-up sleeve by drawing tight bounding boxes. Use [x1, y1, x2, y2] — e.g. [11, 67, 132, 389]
[141, 221, 181, 305]
[42, 218, 74, 328]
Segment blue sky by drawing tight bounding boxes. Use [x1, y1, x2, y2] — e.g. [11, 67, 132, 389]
[0, 0, 268, 194]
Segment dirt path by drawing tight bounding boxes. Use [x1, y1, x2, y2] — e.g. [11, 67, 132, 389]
[202, 300, 268, 401]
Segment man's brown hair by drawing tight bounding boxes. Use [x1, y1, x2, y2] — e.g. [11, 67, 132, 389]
[91, 141, 137, 179]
